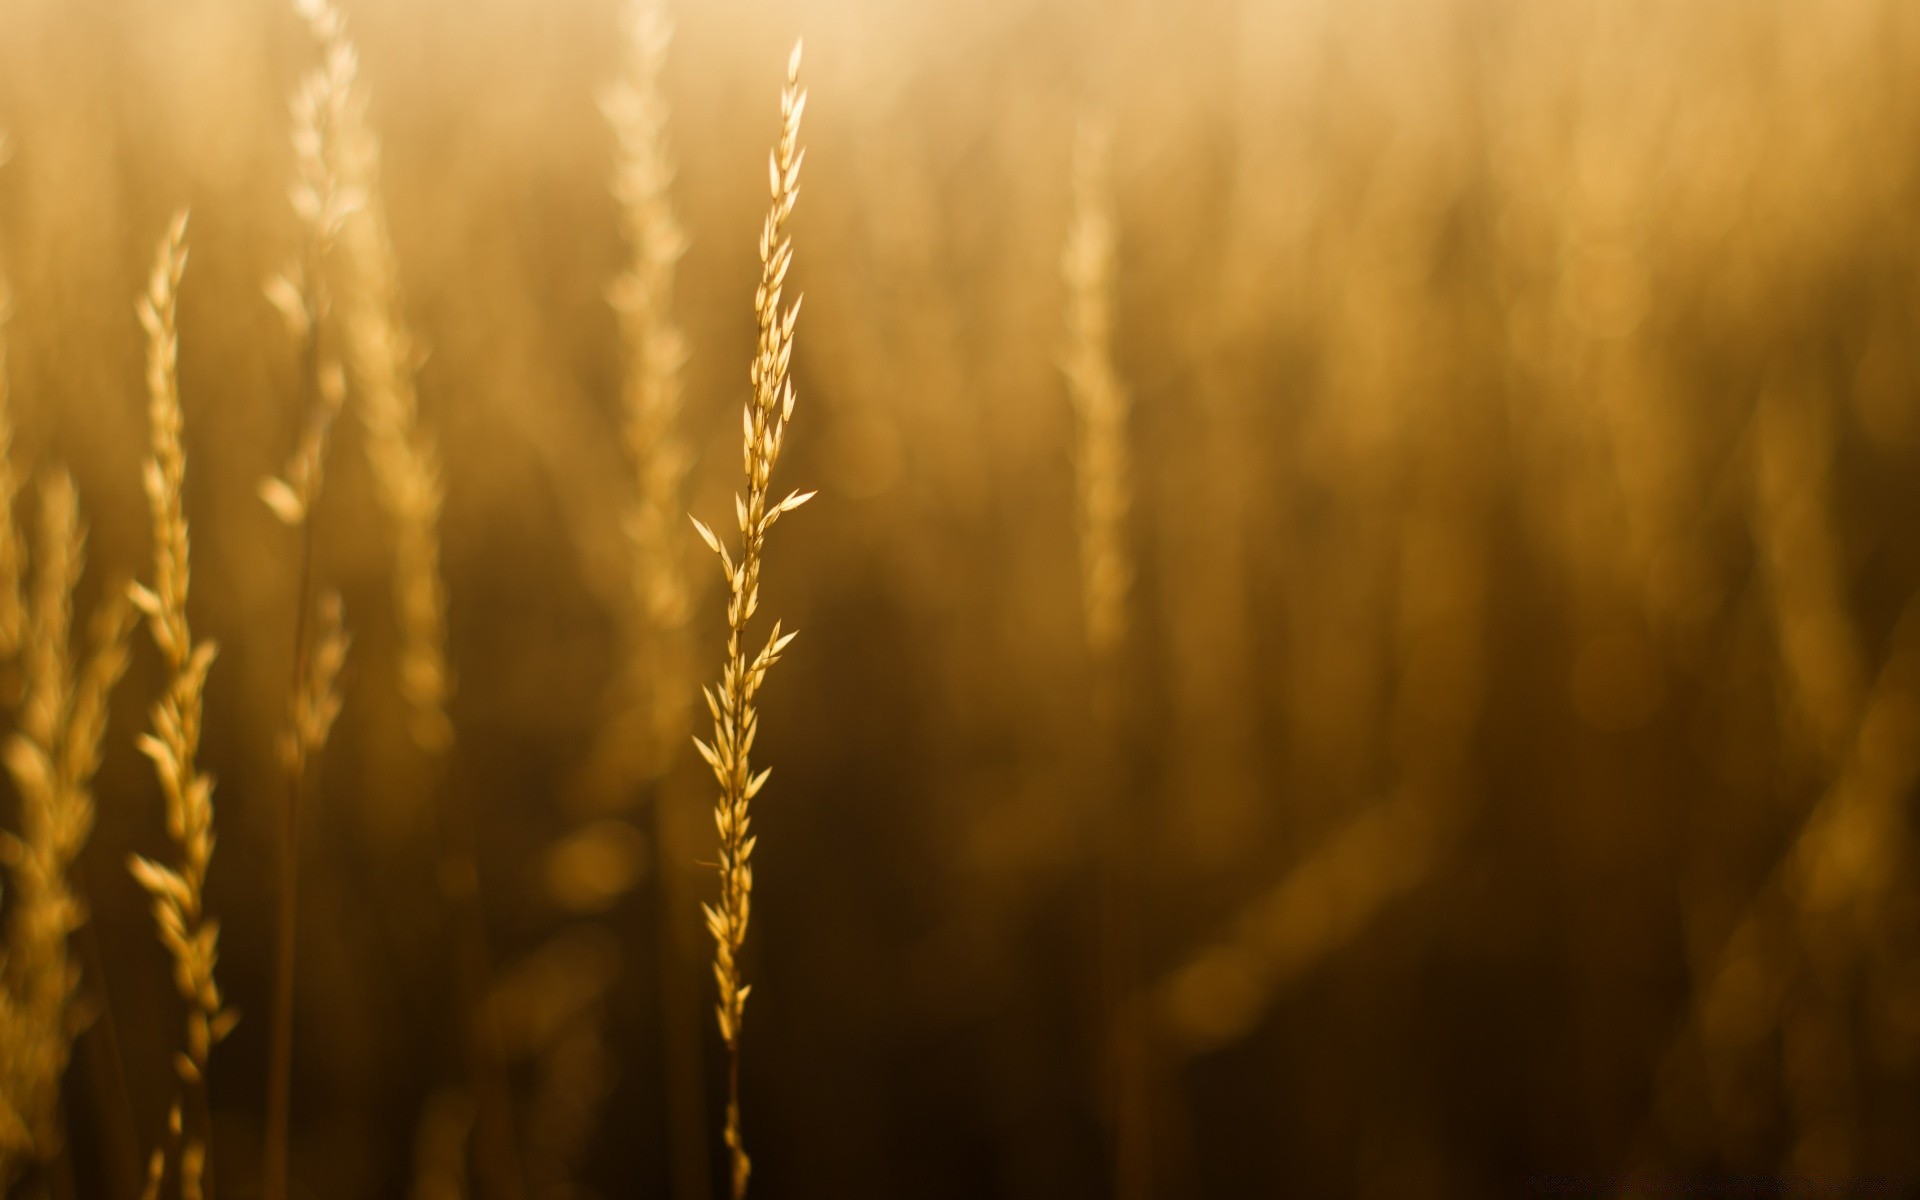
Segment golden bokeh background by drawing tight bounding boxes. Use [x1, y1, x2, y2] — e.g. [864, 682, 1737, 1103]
[1, 0, 1918, 1195]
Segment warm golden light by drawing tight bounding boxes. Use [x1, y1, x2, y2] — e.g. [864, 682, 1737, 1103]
[0, 0, 1915, 1196]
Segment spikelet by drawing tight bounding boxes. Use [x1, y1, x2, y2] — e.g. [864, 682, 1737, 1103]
[1060, 121, 1132, 662]
[291, 0, 451, 755]
[126, 214, 237, 1194]
[0, 473, 136, 1177]
[691, 40, 808, 1200]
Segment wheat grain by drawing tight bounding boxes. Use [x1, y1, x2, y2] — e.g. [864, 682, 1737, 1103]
[0, 473, 136, 1183]
[691, 40, 809, 1200]
[126, 210, 236, 1197]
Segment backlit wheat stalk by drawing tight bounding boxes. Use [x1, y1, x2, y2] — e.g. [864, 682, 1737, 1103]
[1061, 121, 1131, 663]
[0, 474, 136, 1183]
[604, 0, 693, 775]
[260, 9, 358, 1192]
[602, 6, 709, 1197]
[288, 0, 451, 755]
[126, 212, 235, 1200]
[287, 12, 525, 1198]
[691, 40, 809, 1200]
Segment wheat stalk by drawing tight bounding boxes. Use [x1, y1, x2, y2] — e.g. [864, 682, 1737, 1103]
[126, 212, 235, 1200]
[604, 0, 694, 772]
[284, 0, 452, 756]
[259, 10, 358, 1192]
[0, 473, 136, 1183]
[601, 7, 712, 1197]
[691, 39, 809, 1200]
[1061, 121, 1131, 664]
[283, 11, 530, 1198]
[1060, 118, 1156, 1200]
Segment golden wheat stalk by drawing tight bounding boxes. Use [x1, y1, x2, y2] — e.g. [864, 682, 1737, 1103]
[285, 0, 451, 756]
[285, 12, 526, 1198]
[1061, 121, 1131, 663]
[0, 473, 136, 1182]
[603, 0, 695, 780]
[604, 0, 708, 1180]
[691, 40, 809, 1200]
[601, 6, 711, 1197]
[260, 10, 358, 1193]
[1059, 119, 1156, 1200]
[126, 212, 235, 1200]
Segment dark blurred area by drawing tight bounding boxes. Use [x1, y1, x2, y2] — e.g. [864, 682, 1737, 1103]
[1, 0, 1919, 1196]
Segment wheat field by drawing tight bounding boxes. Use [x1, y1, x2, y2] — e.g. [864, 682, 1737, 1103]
[0, 0, 1918, 1196]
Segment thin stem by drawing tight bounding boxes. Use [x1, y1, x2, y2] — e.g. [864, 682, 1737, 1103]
[263, 317, 322, 1200]
[429, 753, 526, 1200]
[76, 870, 142, 1200]
[653, 777, 711, 1200]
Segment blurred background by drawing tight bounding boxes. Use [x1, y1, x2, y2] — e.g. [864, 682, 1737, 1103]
[1, 0, 1919, 1195]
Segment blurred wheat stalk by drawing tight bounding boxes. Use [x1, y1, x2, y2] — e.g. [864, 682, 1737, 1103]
[259, 3, 358, 1192]
[598, 2, 710, 1197]
[0, 474, 136, 1186]
[692, 39, 809, 1200]
[1061, 122, 1131, 666]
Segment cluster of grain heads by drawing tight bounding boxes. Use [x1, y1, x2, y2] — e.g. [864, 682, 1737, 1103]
[691, 39, 809, 1200]
[124, 212, 236, 1200]
[0, 473, 137, 1185]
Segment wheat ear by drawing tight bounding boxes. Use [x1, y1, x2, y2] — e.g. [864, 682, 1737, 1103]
[127, 212, 235, 1200]
[0, 473, 136, 1181]
[692, 40, 809, 1200]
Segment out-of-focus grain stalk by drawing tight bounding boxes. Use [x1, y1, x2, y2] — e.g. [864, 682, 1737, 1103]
[287, 4, 523, 1196]
[261, 8, 358, 1192]
[1060, 117, 1153, 1200]
[691, 41, 809, 1200]
[600, 3, 709, 1196]
[1061, 122, 1132, 667]
[128, 212, 237, 1200]
[1751, 385, 1863, 765]
[1626, 382, 1892, 1187]
[0, 474, 136, 1186]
